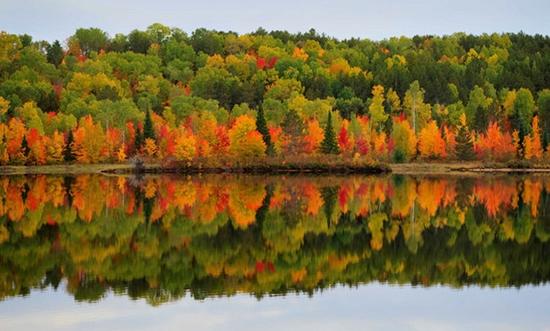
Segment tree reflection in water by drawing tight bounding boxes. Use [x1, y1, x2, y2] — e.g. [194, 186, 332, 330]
[0, 174, 549, 305]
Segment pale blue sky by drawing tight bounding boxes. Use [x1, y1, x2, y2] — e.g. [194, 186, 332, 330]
[0, 0, 549, 42]
[1, 284, 550, 331]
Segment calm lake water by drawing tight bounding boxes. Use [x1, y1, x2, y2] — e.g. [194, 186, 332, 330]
[0, 174, 549, 330]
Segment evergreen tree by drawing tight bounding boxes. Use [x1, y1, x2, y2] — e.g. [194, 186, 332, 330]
[256, 106, 274, 156]
[456, 124, 475, 161]
[64, 130, 76, 162]
[321, 111, 339, 154]
[21, 135, 30, 158]
[46, 40, 64, 66]
[134, 126, 144, 153]
[143, 110, 155, 140]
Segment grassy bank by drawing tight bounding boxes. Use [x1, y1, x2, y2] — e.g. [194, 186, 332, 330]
[2, 159, 550, 176]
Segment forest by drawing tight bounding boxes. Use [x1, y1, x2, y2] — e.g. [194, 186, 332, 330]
[0, 25, 549, 165]
[0, 174, 549, 304]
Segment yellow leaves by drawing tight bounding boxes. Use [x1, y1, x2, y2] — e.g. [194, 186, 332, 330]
[228, 115, 266, 158]
[143, 138, 158, 157]
[116, 144, 127, 162]
[72, 116, 107, 164]
[67, 72, 123, 98]
[206, 54, 225, 68]
[418, 121, 446, 159]
[228, 181, 265, 229]
[392, 119, 417, 161]
[0, 96, 9, 117]
[368, 85, 388, 130]
[459, 113, 467, 127]
[385, 54, 407, 70]
[502, 90, 517, 116]
[45, 131, 65, 163]
[137, 75, 161, 95]
[466, 48, 480, 64]
[329, 58, 351, 75]
[174, 128, 196, 161]
[524, 116, 543, 161]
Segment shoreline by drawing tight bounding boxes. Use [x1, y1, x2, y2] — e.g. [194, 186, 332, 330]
[1, 161, 550, 176]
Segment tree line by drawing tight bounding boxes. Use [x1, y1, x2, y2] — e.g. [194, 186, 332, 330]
[0, 25, 549, 164]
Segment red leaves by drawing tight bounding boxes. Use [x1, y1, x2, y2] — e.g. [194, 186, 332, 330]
[255, 56, 278, 70]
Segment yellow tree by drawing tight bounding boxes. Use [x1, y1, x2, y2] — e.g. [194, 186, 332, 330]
[368, 85, 388, 132]
[45, 131, 65, 163]
[174, 128, 197, 161]
[228, 115, 266, 158]
[392, 119, 417, 162]
[72, 116, 107, 163]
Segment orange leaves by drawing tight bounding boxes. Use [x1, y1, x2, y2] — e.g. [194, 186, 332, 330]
[6, 117, 26, 163]
[292, 47, 309, 61]
[474, 180, 517, 217]
[25, 128, 47, 165]
[303, 119, 323, 154]
[418, 121, 446, 159]
[475, 122, 516, 161]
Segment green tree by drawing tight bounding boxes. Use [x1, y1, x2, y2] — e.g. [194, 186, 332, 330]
[143, 110, 155, 141]
[64, 130, 76, 162]
[537, 89, 550, 149]
[320, 111, 339, 154]
[46, 40, 64, 66]
[73, 28, 109, 55]
[134, 126, 144, 152]
[256, 106, 274, 156]
[511, 88, 535, 142]
[466, 86, 492, 132]
[21, 135, 30, 158]
[456, 123, 475, 161]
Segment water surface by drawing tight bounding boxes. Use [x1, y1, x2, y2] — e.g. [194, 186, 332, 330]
[0, 174, 549, 330]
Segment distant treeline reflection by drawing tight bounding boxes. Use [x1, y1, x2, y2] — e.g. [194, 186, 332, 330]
[0, 174, 549, 305]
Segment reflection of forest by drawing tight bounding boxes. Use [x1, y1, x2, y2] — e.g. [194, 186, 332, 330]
[0, 174, 549, 305]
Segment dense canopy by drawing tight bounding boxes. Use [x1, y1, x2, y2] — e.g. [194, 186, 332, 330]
[0, 25, 549, 164]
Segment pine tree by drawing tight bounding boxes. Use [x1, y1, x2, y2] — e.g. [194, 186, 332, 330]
[134, 126, 144, 153]
[21, 135, 30, 158]
[321, 111, 339, 154]
[256, 106, 274, 156]
[46, 40, 64, 66]
[64, 130, 76, 162]
[455, 124, 475, 161]
[143, 110, 155, 140]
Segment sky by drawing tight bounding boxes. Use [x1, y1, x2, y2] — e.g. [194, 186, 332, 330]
[1, 284, 550, 331]
[0, 0, 549, 42]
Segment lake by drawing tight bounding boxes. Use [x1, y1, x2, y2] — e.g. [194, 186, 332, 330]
[0, 173, 549, 330]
